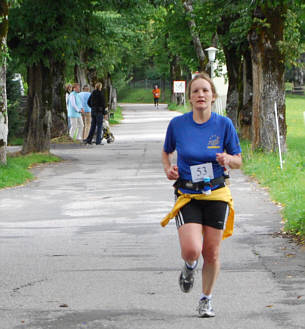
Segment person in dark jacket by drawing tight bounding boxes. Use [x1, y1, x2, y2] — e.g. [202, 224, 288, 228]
[84, 82, 106, 145]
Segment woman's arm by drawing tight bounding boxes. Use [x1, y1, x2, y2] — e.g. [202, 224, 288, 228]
[216, 153, 242, 169]
[162, 150, 179, 180]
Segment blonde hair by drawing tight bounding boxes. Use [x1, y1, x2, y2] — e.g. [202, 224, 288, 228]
[95, 82, 103, 90]
[65, 83, 72, 92]
[187, 72, 218, 103]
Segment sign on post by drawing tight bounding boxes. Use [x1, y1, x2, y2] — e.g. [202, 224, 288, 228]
[173, 80, 186, 105]
[173, 80, 186, 93]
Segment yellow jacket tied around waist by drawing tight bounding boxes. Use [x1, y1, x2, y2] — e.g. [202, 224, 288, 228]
[161, 186, 234, 240]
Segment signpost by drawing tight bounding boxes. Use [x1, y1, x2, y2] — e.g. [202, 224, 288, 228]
[274, 102, 283, 170]
[173, 80, 186, 106]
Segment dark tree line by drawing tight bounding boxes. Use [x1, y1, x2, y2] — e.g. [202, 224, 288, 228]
[0, 0, 303, 162]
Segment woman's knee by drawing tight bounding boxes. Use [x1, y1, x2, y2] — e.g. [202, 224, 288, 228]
[202, 246, 220, 264]
[178, 223, 203, 261]
[181, 244, 201, 261]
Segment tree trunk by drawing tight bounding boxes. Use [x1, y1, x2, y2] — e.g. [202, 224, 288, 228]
[0, 0, 8, 165]
[238, 47, 253, 140]
[102, 73, 112, 109]
[183, 0, 206, 71]
[0, 62, 7, 164]
[248, 4, 287, 152]
[222, 45, 241, 129]
[87, 68, 97, 90]
[105, 73, 117, 112]
[51, 60, 67, 138]
[22, 62, 52, 154]
[170, 56, 183, 105]
[217, 13, 242, 129]
[74, 50, 89, 89]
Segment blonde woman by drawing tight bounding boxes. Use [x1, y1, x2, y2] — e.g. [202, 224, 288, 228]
[161, 72, 242, 317]
[85, 82, 106, 145]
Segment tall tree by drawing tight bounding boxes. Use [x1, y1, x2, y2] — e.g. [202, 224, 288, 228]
[9, 0, 85, 152]
[0, 0, 9, 164]
[248, 1, 287, 152]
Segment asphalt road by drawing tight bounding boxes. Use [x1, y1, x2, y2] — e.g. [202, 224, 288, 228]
[0, 103, 304, 329]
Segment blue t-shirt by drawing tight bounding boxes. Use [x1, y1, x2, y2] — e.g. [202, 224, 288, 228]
[79, 91, 91, 113]
[163, 111, 241, 192]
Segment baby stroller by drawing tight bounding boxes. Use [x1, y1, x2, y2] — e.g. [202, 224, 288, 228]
[102, 118, 115, 143]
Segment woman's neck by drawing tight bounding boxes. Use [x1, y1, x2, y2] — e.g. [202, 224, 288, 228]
[192, 108, 212, 124]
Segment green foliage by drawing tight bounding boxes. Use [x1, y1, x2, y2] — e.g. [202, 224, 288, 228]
[279, 8, 305, 67]
[0, 153, 60, 189]
[241, 94, 305, 237]
[79, 1, 159, 84]
[8, 0, 80, 67]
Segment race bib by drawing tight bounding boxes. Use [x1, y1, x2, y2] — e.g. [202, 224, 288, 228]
[190, 163, 214, 182]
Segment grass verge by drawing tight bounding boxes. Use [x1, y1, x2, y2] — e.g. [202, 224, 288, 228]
[1, 107, 123, 190]
[241, 140, 305, 240]
[168, 103, 190, 113]
[0, 153, 61, 189]
[241, 94, 305, 240]
[109, 106, 123, 125]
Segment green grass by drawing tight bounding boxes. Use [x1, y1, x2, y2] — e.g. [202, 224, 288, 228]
[0, 153, 61, 189]
[109, 106, 123, 125]
[168, 102, 190, 113]
[8, 137, 23, 146]
[286, 94, 305, 156]
[241, 94, 305, 238]
[118, 87, 171, 104]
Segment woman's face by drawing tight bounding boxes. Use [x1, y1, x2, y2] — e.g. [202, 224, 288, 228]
[190, 78, 215, 112]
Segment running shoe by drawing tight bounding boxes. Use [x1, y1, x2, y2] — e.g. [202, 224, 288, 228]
[178, 260, 198, 293]
[197, 297, 216, 318]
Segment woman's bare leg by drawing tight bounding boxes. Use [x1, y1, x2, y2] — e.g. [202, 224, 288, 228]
[201, 226, 223, 295]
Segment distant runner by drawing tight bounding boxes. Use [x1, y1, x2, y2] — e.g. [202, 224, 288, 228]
[152, 85, 160, 109]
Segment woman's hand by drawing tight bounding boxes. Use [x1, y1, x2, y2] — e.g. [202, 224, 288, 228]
[165, 165, 179, 180]
[216, 153, 242, 169]
[216, 152, 230, 167]
[162, 150, 180, 180]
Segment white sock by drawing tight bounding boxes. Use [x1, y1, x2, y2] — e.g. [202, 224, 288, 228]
[200, 293, 212, 300]
[185, 260, 197, 270]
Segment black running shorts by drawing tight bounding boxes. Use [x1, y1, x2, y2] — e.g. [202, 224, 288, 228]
[175, 199, 229, 230]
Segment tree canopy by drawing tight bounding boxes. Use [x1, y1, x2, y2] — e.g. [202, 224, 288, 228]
[2, 0, 304, 154]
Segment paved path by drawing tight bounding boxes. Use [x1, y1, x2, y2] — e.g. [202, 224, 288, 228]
[0, 104, 304, 329]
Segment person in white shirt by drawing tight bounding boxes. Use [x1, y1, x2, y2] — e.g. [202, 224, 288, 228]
[68, 83, 84, 141]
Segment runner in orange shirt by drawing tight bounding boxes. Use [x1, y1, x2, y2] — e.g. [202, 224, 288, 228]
[152, 85, 161, 109]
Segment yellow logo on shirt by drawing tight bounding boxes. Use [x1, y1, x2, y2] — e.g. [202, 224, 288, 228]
[208, 135, 220, 149]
